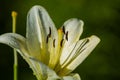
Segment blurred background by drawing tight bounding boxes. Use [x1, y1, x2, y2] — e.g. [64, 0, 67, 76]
[0, 0, 120, 80]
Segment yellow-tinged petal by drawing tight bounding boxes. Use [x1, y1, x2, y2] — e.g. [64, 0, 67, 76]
[60, 18, 84, 67]
[58, 35, 100, 76]
[26, 5, 58, 64]
[29, 58, 61, 80]
[63, 73, 81, 80]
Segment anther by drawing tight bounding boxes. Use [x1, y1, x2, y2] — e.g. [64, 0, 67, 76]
[60, 39, 64, 47]
[48, 27, 51, 37]
[46, 36, 49, 43]
[53, 39, 56, 47]
[46, 27, 52, 43]
[62, 26, 65, 34]
[65, 31, 68, 41]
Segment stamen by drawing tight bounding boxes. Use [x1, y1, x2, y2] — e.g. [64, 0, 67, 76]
[65, 31, 68, 41]
[53, 39, 56, 47]
[48, 27, 51, 37]
[46, 27, 52, 43]
[46, 36, 49, 43]
[62, 26, 65, 34]
[60, 39, 64, 47]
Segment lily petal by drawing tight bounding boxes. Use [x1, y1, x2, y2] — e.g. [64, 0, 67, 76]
[59, 35, 100, 75]
[60, 18, 83, 66]
[63, 74, 81, 80]
[26, 5, 58, 63]
[29, 58, 61, 80]
[0, 33, 42, 78]
[0, 33, 28, 56]
[62, 18, 83, 44]
[30, 58, 80, 80]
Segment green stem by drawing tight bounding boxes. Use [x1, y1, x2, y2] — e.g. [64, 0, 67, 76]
[14, 49, 18, 80]
[12, 11, 18, 80]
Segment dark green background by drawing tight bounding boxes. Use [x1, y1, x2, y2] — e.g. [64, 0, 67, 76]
[0, 0, 120, 80]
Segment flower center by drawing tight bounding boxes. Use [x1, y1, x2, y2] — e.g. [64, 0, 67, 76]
[46, 26, 71, 72]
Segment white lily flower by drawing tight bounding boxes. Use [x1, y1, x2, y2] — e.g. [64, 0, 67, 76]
[0, 5, 100, 80]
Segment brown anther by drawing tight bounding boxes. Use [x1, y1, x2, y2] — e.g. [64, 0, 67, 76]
[46, 27, 52, 43]
[46, 36, 49, 43]
[65, 31, 68, 41]
[53, 39, 56, 47]
[48, 27, 51, 37]
[60, 39, 64, 47]
[62, 26, 65, 34]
